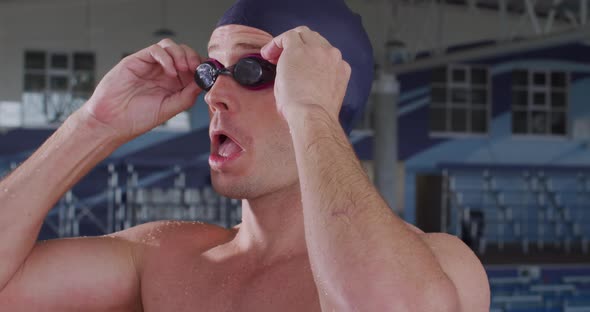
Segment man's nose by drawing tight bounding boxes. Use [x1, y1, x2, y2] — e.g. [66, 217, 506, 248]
[204, 76, 239, 113]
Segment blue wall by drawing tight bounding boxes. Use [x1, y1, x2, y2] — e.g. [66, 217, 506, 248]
[398, 42, 590, 223]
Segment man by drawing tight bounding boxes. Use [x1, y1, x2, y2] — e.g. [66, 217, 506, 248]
[0, 0, 490, 310]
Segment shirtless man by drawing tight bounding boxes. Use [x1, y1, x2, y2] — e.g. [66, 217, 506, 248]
[0, 0, 490, 311]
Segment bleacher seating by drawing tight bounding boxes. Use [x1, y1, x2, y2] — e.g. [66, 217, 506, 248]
[442, 165, 590, 254]
[488, 266, 590, 312]
[17, 162, 243, 240]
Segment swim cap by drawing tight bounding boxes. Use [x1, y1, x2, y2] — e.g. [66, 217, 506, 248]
[217, 0, 375, 134]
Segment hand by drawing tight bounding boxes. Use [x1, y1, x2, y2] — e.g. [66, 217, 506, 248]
[82, 39, 202, 143]
[261, 26, 351, 123]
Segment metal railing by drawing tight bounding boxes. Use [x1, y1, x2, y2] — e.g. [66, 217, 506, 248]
[1, 162, 241, 240]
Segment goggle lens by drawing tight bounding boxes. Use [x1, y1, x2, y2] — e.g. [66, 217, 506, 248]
[195, 62, 217, 90]
[234, 58, 263, 86]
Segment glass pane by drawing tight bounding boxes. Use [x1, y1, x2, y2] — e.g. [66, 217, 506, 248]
[551, 92, 566, 108]
[50, 76, 69, 91]
[513, 90, 528, 108]
[24, 74, 46, 91]
[432, 67, 447, 83]
[513, 111, 527, 134]
[452, 68, 466, 83]
[513, 70, 528, 86]
[51, 54, 68, 69]
[471, 109, 487, 133]
[551, 112, 566, 135]
[74, 53, 95, 70]
[25, 51, 46, 70]
[451, 88, 468, 104]
[533, 72, 546, 86]
[471, 68, 487, 85]
[72, 72, 95, 93]
[471, 89, 487, 106]
[431, 87, 446, 104]
[533, 92, 546, 106]
[451, 108, 467, 132]
[531, 111, 548, 134]
[551, 72, 566, 88]
[430, 107, 447, 132]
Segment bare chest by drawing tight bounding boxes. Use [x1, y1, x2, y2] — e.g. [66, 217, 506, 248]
[140, 251, 321, 312]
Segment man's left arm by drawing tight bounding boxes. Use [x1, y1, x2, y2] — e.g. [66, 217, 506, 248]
[262, 27, 490, 312]
[290, 106, 489, 311]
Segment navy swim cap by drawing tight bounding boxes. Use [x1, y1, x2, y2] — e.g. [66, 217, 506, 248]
[217, 0, 375, 134]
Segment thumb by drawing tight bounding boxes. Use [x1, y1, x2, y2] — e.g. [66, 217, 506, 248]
[158, 83, 201, 123]
[261, 41, 282, 64]
[261, 30, 304, 64]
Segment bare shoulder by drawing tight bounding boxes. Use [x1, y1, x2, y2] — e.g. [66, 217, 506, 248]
[414, 227, 490, 312]
[109, 221, 236, 264]
[110, 220, 233, 244]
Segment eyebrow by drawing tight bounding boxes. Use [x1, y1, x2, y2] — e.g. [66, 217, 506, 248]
[208, 42, 264, 53]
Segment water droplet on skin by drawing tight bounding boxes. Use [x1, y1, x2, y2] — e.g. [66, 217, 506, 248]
[3, 189, 7, 193]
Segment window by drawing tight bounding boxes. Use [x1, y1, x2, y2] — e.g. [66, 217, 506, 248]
[23, 51, 95, 125]
[430, 65, 489, 135]
[511, 70, 568, 136]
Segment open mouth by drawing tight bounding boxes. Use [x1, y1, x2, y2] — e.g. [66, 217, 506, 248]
[212, 132, 245, 159]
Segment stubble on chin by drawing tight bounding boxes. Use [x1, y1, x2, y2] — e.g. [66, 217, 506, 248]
[211, 174, 256, 200]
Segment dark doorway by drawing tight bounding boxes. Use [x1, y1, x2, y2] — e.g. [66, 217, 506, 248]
[415, 174, 443, 233]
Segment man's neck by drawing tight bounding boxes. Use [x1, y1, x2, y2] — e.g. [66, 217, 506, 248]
[233, 183, 308, 264]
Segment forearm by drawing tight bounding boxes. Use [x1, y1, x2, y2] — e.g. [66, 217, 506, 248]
[0, 110, 119, 291]
[290, 106, 458, 311]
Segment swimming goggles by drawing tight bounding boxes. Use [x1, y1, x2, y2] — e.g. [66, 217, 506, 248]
[194, 54, 276, 91]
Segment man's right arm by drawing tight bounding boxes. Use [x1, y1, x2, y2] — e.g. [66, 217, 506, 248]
[0, 38, 201, 310]
[0, 111, 145, 311]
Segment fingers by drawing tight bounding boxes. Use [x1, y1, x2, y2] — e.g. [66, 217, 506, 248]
[297, 28, 331, 48]
[343, 61, 352, 81]
[261, 26, 334, 63]
[134, 39, 202, 78]
[180, 44, 202, 71]
[135, 44, 177, 77]
[159, 38, 190, 72]
[177, 68, 195, 88]
[159, 82, 201, 123]
[177, 44, 202, 86]
[261, 27, 304, 63]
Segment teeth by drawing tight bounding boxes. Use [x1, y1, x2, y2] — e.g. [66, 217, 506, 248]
[220, 149, 231, 157]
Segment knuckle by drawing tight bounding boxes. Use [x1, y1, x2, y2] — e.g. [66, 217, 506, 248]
[284, 33, 297, 45]
[344, 61, 351, 72]
[120, 55, 133, 66]
[149, 43, 160, 51]
[330, 47, 342, 59]
[343, 62, 352, 76]
[164, 45, 184, 57]
[149, 44, 164, 57]
[158, 38, 175, 47]
[162, 45, 176, 52]
[295, 25, 310, 32]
